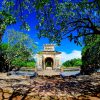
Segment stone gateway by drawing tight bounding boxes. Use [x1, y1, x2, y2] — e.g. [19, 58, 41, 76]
[36, 44, 61, 70]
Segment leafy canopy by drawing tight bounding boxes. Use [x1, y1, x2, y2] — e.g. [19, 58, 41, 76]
[1, 0, 100, 45]
[35, 0, 100, 45]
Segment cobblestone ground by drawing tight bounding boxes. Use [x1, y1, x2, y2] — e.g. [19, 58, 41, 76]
[0, 72, 100, 100]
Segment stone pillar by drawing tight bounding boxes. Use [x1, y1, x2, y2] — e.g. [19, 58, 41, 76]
[53, 55, 55, 69]
[37, 55, 43, 70]
[42, 55, 45, 70]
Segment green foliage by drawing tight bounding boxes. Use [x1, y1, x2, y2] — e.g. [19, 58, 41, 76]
[11, 59, 27, 67]
[63, 58, 82, 67]
[34, 0, 49, 10]
[1, 0, 100, 45]
[81, 35, 100, 74]
[0, 10, 16, 42]
[0, 30, 37, 71]
[0, 43, 8, 50]
[11, 59, 36, 68]
[6, 29, 37, 51]
[34, 0, 100, 45]
[26, 61, 36, 68]
[1, 0, 33, 32]
[0, 11, 16, 30]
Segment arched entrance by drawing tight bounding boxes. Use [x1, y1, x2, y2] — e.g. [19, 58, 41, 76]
[45, 57, 53, 68]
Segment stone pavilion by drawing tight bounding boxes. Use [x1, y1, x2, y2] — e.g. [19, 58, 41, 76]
[36, 44, 61, 70]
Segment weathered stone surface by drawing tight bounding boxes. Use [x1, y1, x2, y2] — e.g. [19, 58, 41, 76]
[0, 92, 3, 100]
[97, 93, 100, 98]
[0, 72, 100, 100]
[4, 93, 10, 98]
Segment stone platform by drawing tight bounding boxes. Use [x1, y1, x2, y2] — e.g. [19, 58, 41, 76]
[37, 67, 61, 76]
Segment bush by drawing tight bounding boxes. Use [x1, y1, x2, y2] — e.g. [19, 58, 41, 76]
[11, 59, 27, 67]
[26, 62, 36, 68]
[62, 58, 82, 67]
[12, 58, 36, 68]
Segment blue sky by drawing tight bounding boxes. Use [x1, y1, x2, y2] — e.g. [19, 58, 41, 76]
[2, 11, 82, 62]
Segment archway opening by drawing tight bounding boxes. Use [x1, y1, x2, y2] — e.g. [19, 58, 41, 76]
[45, 57, 53, 67]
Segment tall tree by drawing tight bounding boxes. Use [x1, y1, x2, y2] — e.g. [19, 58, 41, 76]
[81, 35, 100, 74]
[0, 30, 36, 72]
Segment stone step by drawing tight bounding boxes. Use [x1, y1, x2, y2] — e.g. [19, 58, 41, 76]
[37, 69, 60, 76]
[46, 67, 52, 70]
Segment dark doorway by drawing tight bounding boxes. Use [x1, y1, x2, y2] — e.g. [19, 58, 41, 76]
[45, 57, 53, 67]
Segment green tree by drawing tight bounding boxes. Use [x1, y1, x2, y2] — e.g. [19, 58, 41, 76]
[0, 30, 36, 72]
[1, 0, 100, 44]
[81, 35, 100, 74]
[0, 10, 16, 72]
[0, 43, 9, 72]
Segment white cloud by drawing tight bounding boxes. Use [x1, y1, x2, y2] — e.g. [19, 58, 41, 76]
[61, 50, 81, 63]
[35, 42, 39, 45]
